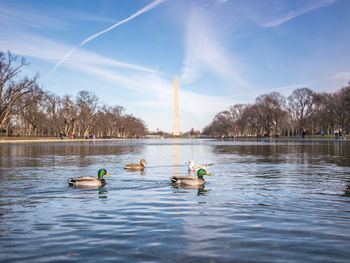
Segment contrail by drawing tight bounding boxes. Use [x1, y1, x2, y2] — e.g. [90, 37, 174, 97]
[51, 0, 167, 73]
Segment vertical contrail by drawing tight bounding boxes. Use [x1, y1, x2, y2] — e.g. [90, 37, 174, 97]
[51, 0, 167, 73]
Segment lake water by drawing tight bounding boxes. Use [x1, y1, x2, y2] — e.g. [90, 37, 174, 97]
[1, 139, 350, 262]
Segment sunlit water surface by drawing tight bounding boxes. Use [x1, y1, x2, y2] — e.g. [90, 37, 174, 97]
[1, 139, 350, 262]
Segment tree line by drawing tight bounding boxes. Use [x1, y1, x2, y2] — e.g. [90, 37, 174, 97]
[0, 51, 147, 138]
[203, 84, 350, 138]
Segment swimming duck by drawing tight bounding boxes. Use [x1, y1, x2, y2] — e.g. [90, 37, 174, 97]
[187, 160, 213, 172]
[124, 159, 147, 170]
[171, 168, 211, 186]
[342, 187, 350, 194]
[68, 169, 110, 187]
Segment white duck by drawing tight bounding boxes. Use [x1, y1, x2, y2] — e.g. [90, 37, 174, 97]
[187, 160, 213, 172]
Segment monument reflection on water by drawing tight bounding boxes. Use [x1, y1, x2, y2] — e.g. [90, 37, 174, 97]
[0, 139, 350, 262]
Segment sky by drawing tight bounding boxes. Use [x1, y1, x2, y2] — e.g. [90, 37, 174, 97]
[0, 0, 349, 133]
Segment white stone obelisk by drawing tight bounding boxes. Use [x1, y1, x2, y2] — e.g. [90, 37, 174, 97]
[173, 76, 180, 136]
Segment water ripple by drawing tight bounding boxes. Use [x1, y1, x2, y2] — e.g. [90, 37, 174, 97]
[1, 139, 350, 262]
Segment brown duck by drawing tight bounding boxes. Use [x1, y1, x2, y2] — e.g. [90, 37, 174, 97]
[124, 159, 148, 170]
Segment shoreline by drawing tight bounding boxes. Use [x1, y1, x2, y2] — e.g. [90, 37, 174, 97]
[0, 138, 124, 144]
[0, 136, 348, 144]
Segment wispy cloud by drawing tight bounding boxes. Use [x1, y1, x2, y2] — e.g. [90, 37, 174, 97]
[63, 10, 116, 23]
[74, 63, 229, 116]
[52, 0, 167, 73]
[67, 59, 233, 122]
[334, 72, 350, 81]
[0, 32, 162, 74]
[180, 8, 248, 86]
[262, 0, 338, 27]
[53, 51, 234, 118]
[0, 2, 120, 30]
[136, 85, 233, 116]
[223, 83, 312, 100]
[0, 28, 227, 119]
[0, 3, 67, 30]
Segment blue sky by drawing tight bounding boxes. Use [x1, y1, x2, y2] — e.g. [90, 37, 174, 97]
[0, 0, 349, 132]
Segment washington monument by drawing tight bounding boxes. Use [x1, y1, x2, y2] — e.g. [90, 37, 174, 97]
[173, 76, 180, 136]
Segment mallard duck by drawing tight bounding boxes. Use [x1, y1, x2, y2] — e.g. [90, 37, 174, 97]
[68, 169, 110, 187]
[342, 187, 350, 194]
[187, 160, 213, 172]
[124, 159, 147, 170]
[171, 168, 211, 186]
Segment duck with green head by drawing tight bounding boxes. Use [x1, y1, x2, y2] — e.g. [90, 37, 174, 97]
[68, 169, 110, 187]
[171, 168, 211, 186]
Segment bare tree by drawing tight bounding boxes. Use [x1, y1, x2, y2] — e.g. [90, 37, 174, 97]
[242, 104, 262, 136]
[254, 92, 287, 136]
[121, 115, 147, 138]
[0, 51, 39, 131]
[228, 104, 247, 136]
[19, 86, 45, 136]
[255, 94, 273, 136]
[0, 51, 148, 138]
[203, 112, 234, 137]
[335, 84, 350, 133]
[45, 92, 62, 136]
[313, 92, 336, 134]
[76, 91, 98, 137]
[287, 88, 314, 135]
[58, 94, 78, 136]
[95, 105, 127, 137]
[203, 85, 350, 138]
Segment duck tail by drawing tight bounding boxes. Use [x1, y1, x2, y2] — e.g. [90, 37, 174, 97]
[68, 178, 75, 186]
[170, 176, 178, 183]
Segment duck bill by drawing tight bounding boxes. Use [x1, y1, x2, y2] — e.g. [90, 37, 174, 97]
[205, 172, 211, 176]
[106, 173, 111, 177]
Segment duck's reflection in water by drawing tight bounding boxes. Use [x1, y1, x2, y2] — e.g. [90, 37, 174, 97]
[69, 185, 109, 199]
[125, 169, 147, 176]
[172, 184, 210, 196]
[98, 188, 108, 199]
